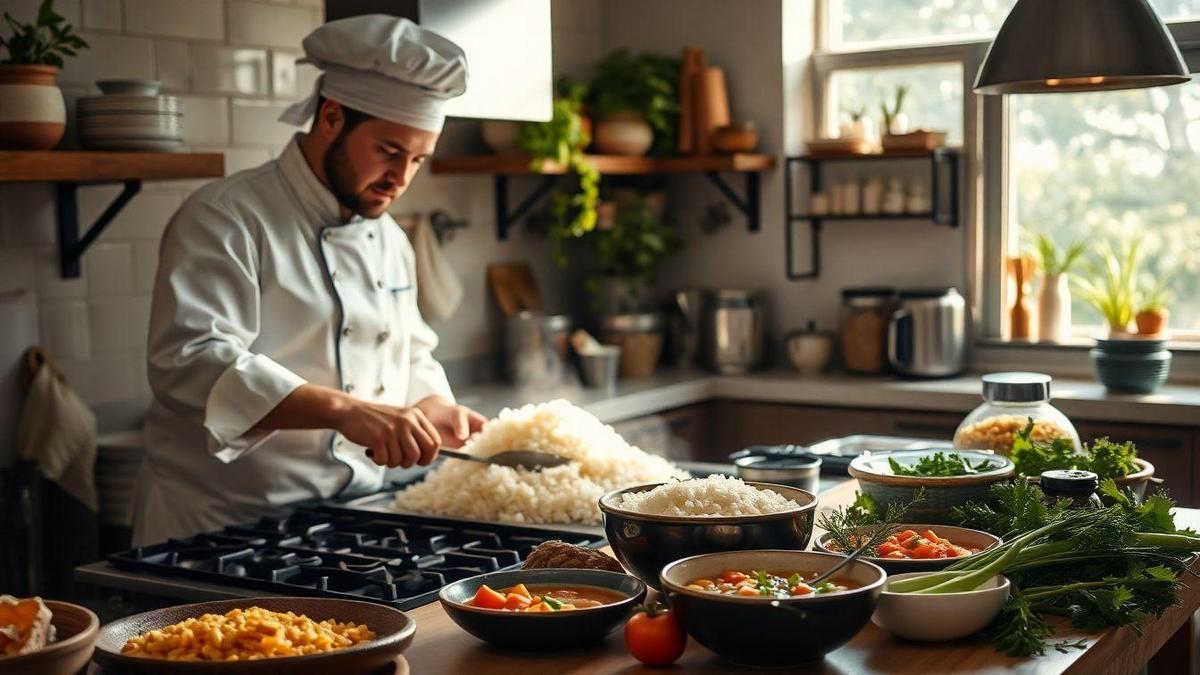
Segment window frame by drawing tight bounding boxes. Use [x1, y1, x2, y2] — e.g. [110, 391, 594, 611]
[814, 6, 1200, 354]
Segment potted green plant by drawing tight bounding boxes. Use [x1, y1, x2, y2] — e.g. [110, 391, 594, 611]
[584, 190, 681, 314]
[1135, 275, 1170, 336]
[880, 84, 909, 136]
[588, 50, 680, 157]
[517, 78, 600, 264]
[0, 0, 87, 149]
[1033, 234, 1086, 343]
[1075, 239, 1141, 337]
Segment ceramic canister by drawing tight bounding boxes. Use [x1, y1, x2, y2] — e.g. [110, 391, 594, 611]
[0, 65, 66, 150]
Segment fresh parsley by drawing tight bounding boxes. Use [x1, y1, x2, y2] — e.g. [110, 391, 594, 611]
[888, 451, 999, 477]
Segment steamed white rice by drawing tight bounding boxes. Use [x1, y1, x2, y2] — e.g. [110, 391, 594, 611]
[614, 475, 800, 517]
[391, 400, 689, 524]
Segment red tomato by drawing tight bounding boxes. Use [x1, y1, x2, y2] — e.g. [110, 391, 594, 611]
[625, 603, 687, 666]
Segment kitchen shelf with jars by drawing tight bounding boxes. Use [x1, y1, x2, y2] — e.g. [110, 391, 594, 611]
[783, 147, 961, 280]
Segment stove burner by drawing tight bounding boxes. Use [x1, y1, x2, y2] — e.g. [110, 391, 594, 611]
[109, 505, 605, 610]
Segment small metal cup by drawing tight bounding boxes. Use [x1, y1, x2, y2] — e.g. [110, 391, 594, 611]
[578, 346, 621, 391]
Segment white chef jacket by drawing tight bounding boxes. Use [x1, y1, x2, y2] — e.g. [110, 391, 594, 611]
[133, 137, 454, 545]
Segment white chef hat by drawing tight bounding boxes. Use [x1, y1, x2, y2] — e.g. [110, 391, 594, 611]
[279, 15, 468, 132]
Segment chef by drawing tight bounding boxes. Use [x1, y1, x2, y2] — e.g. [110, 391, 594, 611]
[133, 16, 486, 545]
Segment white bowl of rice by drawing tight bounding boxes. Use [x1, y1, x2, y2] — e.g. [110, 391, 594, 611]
[598, 477, 818, 588]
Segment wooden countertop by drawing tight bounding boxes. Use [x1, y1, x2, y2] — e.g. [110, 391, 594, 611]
[401, 480, 1200, 674]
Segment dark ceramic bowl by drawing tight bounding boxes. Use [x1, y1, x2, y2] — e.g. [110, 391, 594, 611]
[1090, 349, 1172, 394]
[848, 450, 1015, 524]
[439, 568, 646, 650]
[0, 600, 97, 675]
[599, 482, 818, 589]
[1094, 337, 1169, 354]
[661, 550, 885, 668]
[814, 523, 1002, 574]
[93, 597, 415, 674]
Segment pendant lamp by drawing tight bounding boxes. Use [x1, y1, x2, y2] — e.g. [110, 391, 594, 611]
[974, 0, 1189, 94]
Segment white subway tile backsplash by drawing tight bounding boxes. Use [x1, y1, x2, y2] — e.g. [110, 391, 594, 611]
[82, 0, 121, 30]
[0, 249, 36, 294]
[0, 184, 56, 246]
[194, 44, 269, 96]
[57, 353, 143, 407]
[132, 241, 159, 294]
[124, 0, 224, 40]
[88, 296, 151, 354]
[78, 187, 182, 241]
[155, 40, 190, 93]
[270, 51, 297, 98]
[34, 249, 88, 301]
[87, 242, 135, 297]
[228, 1, 319, 49]
[38, 301, 92, 361]
[59, 32, 154, 86]
[231, 99, 294, 147]
[178, 95, 230, 145]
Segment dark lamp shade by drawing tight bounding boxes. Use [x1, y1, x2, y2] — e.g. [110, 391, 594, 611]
[974, 0, 1190, 94]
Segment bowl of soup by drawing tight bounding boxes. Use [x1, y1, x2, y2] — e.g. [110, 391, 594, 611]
[660, 550, 885, 668]
[815, 524, 1001, 574]
[438, 569, 646, 650]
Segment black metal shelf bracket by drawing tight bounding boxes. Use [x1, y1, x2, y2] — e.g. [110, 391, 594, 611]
[56, 179, 142, 278]
[491, 169, 765, 240]
[703, 171, 760, 232]
[783, 150, 960, 281]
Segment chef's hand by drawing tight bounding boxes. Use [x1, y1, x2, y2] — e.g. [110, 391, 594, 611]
[414, 395, 487, 450]
[335, 400, 442, 469]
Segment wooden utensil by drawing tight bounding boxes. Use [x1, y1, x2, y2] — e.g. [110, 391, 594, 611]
[678, 47, 706, 154]
[1008, 254, 1037, 339]
[486, 263, 543, 316]
[694, 66, 730, 156]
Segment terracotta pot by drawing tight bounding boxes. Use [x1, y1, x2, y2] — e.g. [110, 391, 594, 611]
[0, 64, 66, 150]
[1136, 308, 1169, 336]
[593, 112, 653, 156]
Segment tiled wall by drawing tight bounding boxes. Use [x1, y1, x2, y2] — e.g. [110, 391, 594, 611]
[0, 0, 322, 427]
[0, 0, 604, 429]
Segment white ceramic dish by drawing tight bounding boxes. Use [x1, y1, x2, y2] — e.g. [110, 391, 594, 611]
[79, 138, 184, 152]
[96, 79, 162, 96]
[78, 95, 181, 114]
[871, 572, 1010, 642]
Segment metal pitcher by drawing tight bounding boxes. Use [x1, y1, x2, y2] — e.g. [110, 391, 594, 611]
[701, 289, 764, 374]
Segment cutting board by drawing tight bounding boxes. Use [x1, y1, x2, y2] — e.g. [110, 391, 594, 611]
[486, 263, 543, 316]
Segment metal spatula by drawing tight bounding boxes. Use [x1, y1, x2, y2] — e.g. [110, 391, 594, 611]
[440, 448, 572, 471]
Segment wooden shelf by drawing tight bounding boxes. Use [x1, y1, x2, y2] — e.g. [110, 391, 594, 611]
[788, 213, 938, 221]
[0, 151, 224, 182]
[432, 152, 775, 239]
[794, 147, 962, 161]
[431, 153, 775, 176]
[0, 151, 225, 277]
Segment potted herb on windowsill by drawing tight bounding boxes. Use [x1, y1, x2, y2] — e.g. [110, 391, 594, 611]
[1075, 239, 1140, 338]
[1134, 276, 1170, 336]
[588, 50, 680, 157]
[0, 0, 87, 150]
[1033, 234, 1085, 343]
[517, 78, 600, 264]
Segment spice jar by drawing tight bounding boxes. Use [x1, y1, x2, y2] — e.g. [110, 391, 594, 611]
[1040, 470, 1103, 509]
[839, 287, 896, 374]
[953, 372, 1081, 455]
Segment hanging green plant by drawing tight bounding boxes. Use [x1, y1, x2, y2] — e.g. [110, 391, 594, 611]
[581, 191, 682, 308]
[588, 50, 680, 156]
[517, 78, 600, 265]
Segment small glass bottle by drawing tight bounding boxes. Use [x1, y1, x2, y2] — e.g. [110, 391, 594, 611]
[1040, 470, 1104, 509]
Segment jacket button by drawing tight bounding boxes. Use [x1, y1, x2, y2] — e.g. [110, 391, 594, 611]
[322, 230, 332, 242]
[342, 324, 354, 337]
[376, 279, 384, 289]
[377, 330, 390, 343]
[376, 383, 386, 395]
[329, 269, 338, 280]
[343, 383, 355, 393]
[367, 231, 376, 240]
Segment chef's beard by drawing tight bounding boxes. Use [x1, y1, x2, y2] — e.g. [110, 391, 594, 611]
[324, 132, 394, 219]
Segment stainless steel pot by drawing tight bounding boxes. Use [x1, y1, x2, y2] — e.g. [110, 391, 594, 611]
[504, 312, 571, 386]
[887, 287, 965, 378]
[701, 289, 764, 374]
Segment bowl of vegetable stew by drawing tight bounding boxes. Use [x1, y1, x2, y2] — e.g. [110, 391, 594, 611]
[848, 450, 1015, 524]
[660, 550, 885, 668]
[438, 569, 646, 650]
[815, 524, 1002, 574]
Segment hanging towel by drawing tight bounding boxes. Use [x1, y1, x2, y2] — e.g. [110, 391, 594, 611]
[402, 213, 463, 321]
[18, 354, 97, 512]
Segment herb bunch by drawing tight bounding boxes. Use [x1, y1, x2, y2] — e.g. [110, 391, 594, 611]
[888, 451, 999, 477]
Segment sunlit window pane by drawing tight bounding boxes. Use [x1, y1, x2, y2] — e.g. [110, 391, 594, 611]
[1010, 80, 1200, 331]
[833, 0, 1197, 50]
[827, 64, 964, 144]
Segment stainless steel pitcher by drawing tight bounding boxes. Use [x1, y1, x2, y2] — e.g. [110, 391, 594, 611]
[701, 289, 764, 374]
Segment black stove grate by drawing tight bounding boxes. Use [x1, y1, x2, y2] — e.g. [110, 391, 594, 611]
[107, 505, 604, 610]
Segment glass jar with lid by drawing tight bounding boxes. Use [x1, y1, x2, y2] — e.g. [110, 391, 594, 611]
[838, 287, 896, 374]
[953, 372, 1081, 455]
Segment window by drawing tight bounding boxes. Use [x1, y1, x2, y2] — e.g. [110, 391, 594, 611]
[826, 63, 965, 144]
[829, 0, 1200, 51]
[1008, 80, 1200, 333]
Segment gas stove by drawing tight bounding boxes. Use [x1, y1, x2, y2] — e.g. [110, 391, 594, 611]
[105, 504, 606, 610]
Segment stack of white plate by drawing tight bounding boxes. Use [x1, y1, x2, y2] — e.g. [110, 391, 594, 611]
[77, 79, 183, 152]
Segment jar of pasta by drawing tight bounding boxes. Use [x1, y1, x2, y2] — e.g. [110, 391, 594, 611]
[839, 287, 896, 374]
[953, 372, 1080, 455]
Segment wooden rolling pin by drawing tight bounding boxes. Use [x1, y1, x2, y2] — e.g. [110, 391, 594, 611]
[695, 66, 731, 156]
[678, 47, 706, 154]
